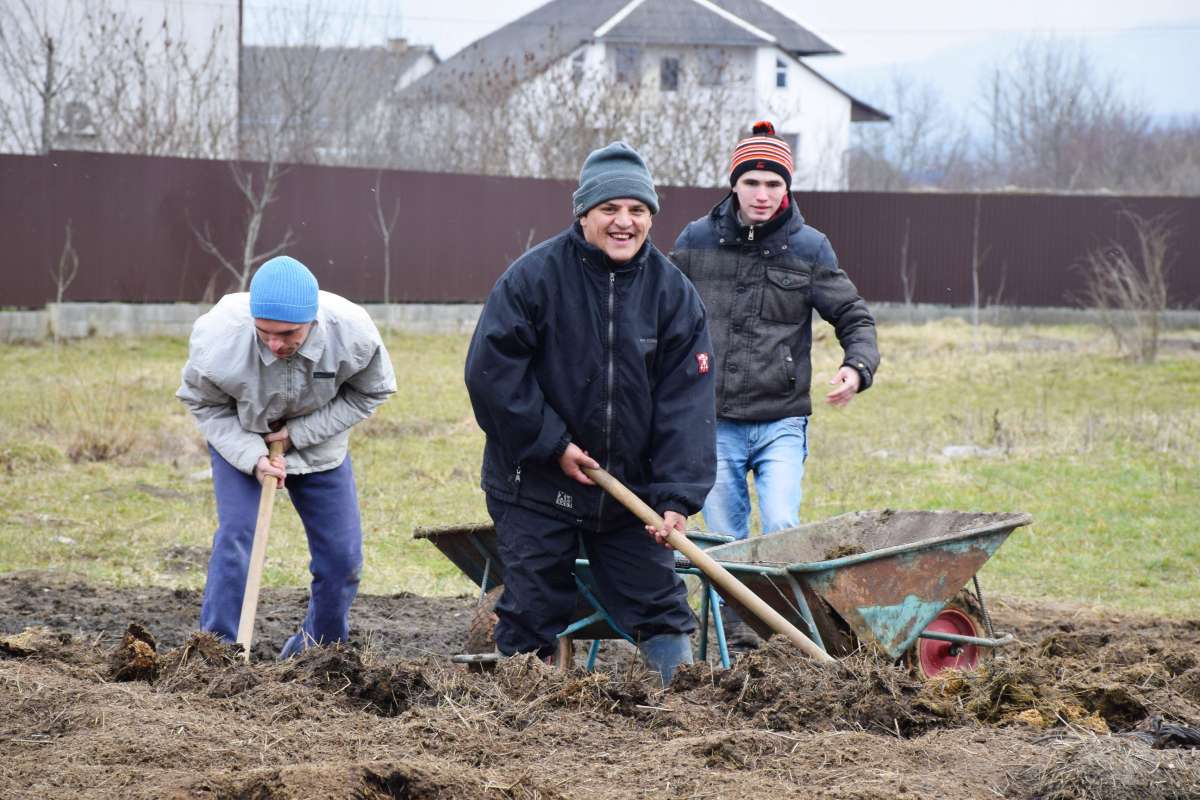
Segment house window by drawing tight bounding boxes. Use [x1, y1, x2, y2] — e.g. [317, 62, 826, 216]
[698, 48, 727, 86]
[614, 46, 641, 85]
[571, 51, 586, 84]
[660, 57, 679, 91]
[776, 57, 788, 89]
[780, 132, 799, 157]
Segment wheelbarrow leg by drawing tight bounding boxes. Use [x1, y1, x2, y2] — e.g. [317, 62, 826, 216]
[709, 586, 731, 669]
[698, 579, 710, 662]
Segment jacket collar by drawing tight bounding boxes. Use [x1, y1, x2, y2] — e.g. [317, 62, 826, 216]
[255, 317, 325, 365]
[709, 191, 804, 247]
[570, 221, 651, 273]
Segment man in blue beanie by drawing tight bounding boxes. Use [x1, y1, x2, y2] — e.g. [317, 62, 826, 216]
[465, 142, 716, 685]
[178, 255, 396, 658]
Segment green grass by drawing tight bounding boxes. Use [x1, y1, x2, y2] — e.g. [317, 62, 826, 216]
[1, 320, 1197, 617]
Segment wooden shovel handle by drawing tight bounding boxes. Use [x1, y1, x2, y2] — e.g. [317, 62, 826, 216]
[582, 465, 834, 663]
[235, 439, 286, 661]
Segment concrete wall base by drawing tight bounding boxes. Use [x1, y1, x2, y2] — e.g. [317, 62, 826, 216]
[1, 302, 1197, 344]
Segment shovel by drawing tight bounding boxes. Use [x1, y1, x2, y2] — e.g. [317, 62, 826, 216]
[235, 439, 286, 662]
[582, 465, 835, 664]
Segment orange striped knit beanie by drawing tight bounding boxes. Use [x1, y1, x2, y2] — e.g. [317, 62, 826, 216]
[729, 121, 793, 188]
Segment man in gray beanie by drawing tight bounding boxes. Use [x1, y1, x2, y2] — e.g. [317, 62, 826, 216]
[465, 142, 716, 685]
[178, 255, 396, 658]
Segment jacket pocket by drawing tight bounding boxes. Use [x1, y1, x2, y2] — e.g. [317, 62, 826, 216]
[760, 267, 810, 324]
[638, 337, 658, 379]
[775, 344, 797, 395]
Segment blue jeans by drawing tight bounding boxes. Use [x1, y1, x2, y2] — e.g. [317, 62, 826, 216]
[201, 446, 363, 658]
[702, 416, 809, 540]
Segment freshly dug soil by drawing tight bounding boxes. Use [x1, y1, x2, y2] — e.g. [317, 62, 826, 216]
[2, 570, 1199, 799]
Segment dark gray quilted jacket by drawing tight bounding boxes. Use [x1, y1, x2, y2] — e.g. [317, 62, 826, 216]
[670, 193, 879, 421]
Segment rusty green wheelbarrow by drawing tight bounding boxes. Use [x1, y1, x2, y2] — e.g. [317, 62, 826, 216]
[696, 509, 1033, 676]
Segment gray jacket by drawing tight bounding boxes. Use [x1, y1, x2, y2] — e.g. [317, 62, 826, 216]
[671, 193, 879, 421]
[177, 291, 396, 474]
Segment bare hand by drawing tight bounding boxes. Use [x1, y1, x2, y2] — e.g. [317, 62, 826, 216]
[255, 454, 286, 487]
[645, 510, 687, 549]
[558, 443, 599, 486]
[265, 425, 291, 454]
[825, 366, 861, 407]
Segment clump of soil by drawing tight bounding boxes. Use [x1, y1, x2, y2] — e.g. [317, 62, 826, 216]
[108, 622, 160, 682]
[157, 631, 259, 697]
[280, 643, 432, 716]
[824, 544, 866, 560]
[674, 640, 951, 736]
[0, 626, 74, 659]
[918, 655, 1109, 732]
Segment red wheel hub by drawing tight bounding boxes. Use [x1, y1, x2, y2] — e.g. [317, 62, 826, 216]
[917, 607, 981, 678]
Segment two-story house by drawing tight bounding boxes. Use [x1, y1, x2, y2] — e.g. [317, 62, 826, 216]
[404, 0, 886, 189]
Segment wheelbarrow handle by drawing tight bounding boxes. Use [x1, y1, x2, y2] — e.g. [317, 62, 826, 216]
[582, 466, 835, 664]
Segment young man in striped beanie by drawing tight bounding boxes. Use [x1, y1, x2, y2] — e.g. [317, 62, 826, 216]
[670, 122, 880, 650]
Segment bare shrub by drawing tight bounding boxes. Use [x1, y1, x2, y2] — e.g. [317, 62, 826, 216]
[1080, 211, 1175, 363]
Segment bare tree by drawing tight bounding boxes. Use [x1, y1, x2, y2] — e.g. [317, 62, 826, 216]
[0, 1, 237, 159]
[74, 10, 237, 158]
[49, 219, 79, 304]
[970, 196, 985, 328]
[193, 3, 354, 295]
[848, 74, 972, 191]
[1081, 211, 1175, 363]
[0, 0, 82, 154]
[898, 217, 918, 321]
[370, 171, 400, 303]
[193, 160, 296, 292]
[980, 38, 1151, 192]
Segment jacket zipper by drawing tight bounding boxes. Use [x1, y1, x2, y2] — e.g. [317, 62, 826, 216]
[748, 224, 755, 241]
[597, 271, 616, 527]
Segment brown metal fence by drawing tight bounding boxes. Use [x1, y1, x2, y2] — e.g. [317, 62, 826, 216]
[2, 150, 1198, 309]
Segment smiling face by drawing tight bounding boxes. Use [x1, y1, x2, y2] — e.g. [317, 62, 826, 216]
[254, 318, 312, 359]
[578, 198, 653, 263]
[733, 169, 788, 224]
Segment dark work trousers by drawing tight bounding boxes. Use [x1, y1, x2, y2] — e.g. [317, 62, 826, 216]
[487, 495, 695, 658]
[201, 445, 363, 657]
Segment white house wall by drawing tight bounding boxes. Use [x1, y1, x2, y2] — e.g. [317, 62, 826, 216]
[753, 47, 850, 190]
[0, 0, 239, 157]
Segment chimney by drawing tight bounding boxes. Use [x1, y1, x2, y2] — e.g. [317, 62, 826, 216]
[387, 37, 409, 53]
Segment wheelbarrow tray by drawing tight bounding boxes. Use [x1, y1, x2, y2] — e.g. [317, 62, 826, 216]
[703, 510, 1032, 659]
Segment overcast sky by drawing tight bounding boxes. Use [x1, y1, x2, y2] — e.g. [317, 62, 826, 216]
[245, 0, 1200, 118]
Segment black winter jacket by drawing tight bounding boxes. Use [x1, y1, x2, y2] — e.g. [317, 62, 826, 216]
[465, 223, 716, 531]
[671, 194, 879, 421]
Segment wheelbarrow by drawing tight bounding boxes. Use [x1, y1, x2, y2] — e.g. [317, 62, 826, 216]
[695, 509, 1033, 676]
[412, 523, 738, 670]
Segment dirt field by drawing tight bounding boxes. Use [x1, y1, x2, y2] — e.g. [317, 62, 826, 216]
[2, 570, 1199, 800]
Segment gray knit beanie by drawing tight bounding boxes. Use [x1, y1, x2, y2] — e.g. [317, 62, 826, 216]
[250, 256, 319, 323]
[571, 141, 660, 217]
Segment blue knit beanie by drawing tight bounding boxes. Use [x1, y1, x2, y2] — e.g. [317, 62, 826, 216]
[249, 256, 319, 323]
[571, 141, 660, 217]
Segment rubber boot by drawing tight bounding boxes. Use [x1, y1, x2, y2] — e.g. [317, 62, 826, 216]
[638, 632, 694, 687]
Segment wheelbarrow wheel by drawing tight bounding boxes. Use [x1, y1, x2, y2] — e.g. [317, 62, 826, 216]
[907, 588, 990, 679]
[464, 585, 503, 673]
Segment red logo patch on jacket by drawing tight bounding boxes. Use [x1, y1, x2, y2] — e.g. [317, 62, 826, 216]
[696, 352, 710, 374]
